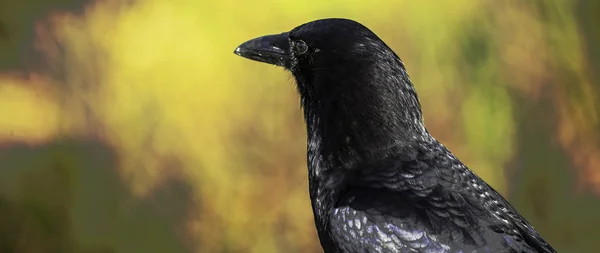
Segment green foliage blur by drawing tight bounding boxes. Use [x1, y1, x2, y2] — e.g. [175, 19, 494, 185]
[0, 0, 599, 252]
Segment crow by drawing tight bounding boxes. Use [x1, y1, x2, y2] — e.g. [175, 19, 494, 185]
[234, 18, 556, 253]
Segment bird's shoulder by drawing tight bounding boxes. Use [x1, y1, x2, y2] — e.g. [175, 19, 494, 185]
[329, 139, 554, 252]
[329, 186, 529, 253]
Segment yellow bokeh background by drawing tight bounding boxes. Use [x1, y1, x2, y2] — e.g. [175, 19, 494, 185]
[1, 0, 599, 252]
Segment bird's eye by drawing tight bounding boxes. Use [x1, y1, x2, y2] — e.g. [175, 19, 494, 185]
[293, 40, 308, 55]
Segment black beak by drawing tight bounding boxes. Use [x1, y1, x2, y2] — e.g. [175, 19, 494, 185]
[234, 33, 291, 68]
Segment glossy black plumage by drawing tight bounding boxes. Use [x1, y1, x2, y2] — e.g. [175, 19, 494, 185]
[234, 18, 556, 253]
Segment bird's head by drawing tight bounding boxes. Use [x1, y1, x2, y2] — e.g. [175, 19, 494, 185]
[234, 19, 398, 89]
[235, 18, 428, 168]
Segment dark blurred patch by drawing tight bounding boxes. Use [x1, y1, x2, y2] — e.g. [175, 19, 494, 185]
[0, 138, 199, 253]
[0, 0, 94, 71]
[0, 198, 20, 253]
[0, 20, 6, 38]
[575, 0, 600, 78]
[460, 21, 493, 71]
[117, 157, 198, 253]
[506, 92, 600, 253]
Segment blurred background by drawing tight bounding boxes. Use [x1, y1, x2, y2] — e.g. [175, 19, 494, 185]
[0, 0, 599, 252]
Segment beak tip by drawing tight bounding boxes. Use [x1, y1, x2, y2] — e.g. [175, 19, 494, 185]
[233, 46, 242, 56]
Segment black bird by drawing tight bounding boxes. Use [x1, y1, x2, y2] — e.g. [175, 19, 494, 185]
[234, 18, 556, 253]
